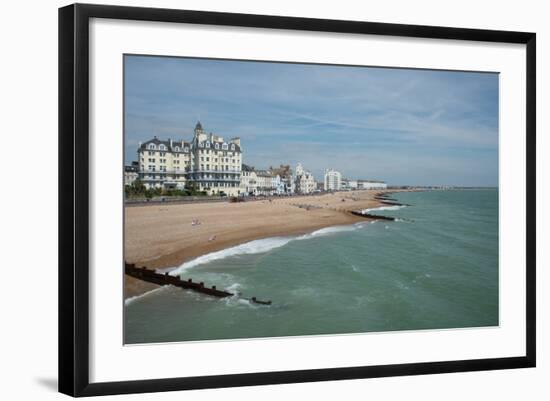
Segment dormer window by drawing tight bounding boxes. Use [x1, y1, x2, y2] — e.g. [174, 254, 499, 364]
[159, 144, 166, 151]
[215, 143, 219, 149]
[199, 142, 204, 148]
[148, 144, 156, 150]
[222, 143, 228, 150]
[184, 147, 189, 152]
[206, 142, 211, 148]
[231, 144, 235, 150]
[174, 146, 180, 152]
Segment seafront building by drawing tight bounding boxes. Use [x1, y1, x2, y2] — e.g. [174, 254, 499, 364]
[324, 169, 342, 191]
[240, 164, 258, 195]
[136, 122, 242, 196]
[341, 178, 387, 190]
[124, 161, 139, 186]
[269, 165, 294, 194]
[356, 179, 387, 190]
[128, 121, 387, 196]
[255, 170, 283, 196]
[294, 163, 317, 194]
[240, 164, 285, 196]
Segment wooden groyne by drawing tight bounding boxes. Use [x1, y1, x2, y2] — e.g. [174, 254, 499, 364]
[374, 192, 411, 206]
[125, 263, 272, 305]
[350, 211, 397, 221]
[379, 200, 412, 207]
[351, 191, 413, 221]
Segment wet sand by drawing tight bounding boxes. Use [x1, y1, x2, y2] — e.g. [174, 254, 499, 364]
[124, 190, 398, 298]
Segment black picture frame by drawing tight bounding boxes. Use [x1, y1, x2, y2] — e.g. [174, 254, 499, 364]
[58, 3, 536, 397]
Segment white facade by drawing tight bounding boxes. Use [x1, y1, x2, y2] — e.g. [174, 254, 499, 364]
[240, 165, 258, 195]
[137, 122, 243, 196]
[341, 178, 386, 190]
[240, 165, 284, 196]
[124, 164, 139, 186]
[255, 170, 276, 195]
[294, 163, 316, 194]
[357, 180, 387, 190]
[324, 169, 342, 191]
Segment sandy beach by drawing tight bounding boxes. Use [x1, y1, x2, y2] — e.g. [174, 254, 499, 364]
[124, 189, 398, 298]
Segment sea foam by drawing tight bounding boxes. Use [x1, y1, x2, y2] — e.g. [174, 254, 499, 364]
[296, 224, 359, 240]
[361, 205, 406, 213]
[169, 237, 293, 276]
[169, 224, 364, 275]
[125, 285, 170, 306]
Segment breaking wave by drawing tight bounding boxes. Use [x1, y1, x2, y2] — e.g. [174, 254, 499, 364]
[170, 224, 365, 275]
[170, 237, 294, 276]
[296, 224, 360, 240]
[125, 285, 170, 306]
[361, 205, 406, 213]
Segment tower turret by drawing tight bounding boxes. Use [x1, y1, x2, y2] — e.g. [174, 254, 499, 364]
[194, 121, 203, 133]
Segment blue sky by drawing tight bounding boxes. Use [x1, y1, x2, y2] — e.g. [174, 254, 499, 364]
[124, 55, 499, 186]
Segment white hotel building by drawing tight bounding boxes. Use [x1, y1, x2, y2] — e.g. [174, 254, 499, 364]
[324, 169, 342, 191]
[136, 122, 242, 196]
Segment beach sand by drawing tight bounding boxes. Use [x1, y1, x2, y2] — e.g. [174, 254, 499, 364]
[124, 189, 396, 298]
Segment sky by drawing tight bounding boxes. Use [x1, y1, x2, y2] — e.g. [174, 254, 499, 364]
[124, 55, 499, 186]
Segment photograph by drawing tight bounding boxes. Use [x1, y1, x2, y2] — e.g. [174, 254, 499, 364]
[122, 55, 499, 344]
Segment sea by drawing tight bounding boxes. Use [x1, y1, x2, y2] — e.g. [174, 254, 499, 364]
[124, 189, 499, 344]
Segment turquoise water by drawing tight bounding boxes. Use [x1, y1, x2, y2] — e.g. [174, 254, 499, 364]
[124, 190, 499, 344]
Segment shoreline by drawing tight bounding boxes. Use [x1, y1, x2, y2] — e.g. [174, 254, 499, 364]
[124, 189, 410, 299]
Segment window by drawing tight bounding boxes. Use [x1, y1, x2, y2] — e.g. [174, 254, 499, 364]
[231, 144, 235, 150]
[159, 144, 166, 151]
[148, 151, 154, 156]
[215, 143, 219, 149]
[222, 143, 228, 150]
[184, 147, 189, 152]
[148, 144, 156, 150]
[175, 146, 180, 152]
[206, 142, 211, 148]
